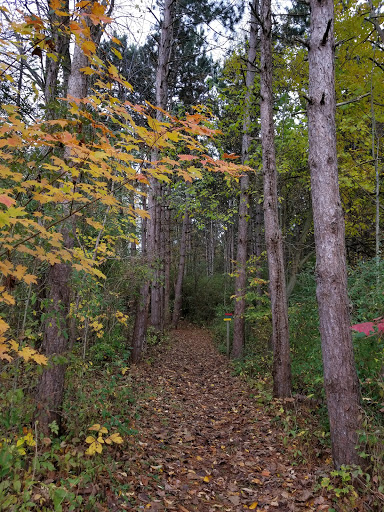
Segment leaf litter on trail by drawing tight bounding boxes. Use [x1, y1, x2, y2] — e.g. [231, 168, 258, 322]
[116, 328, 333, 511]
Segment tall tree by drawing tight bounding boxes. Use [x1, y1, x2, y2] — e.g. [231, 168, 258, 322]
[259, 0, 291, 397]
[307, 0, 363, 467]
[35, 1, 106, 433]
[131, 0, 174, 355]
[232, 0, 258, 359]
[172, 195, 190, 328]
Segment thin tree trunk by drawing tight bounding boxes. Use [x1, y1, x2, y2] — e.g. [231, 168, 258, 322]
[308, 0, 362, 468]
[45, 0, 70, 118]
[131, 281, 150, 363]
[259, 0, 291, 397]
[286, 209, 313, 299]
[163, 200, 171, 326]
[150, 181, 163, 330]
[131, 0, 173, 355]
[172, 208, 189, 328]
[232, 0, 258, 359]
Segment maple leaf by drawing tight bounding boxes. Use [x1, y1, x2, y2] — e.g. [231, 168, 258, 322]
[178, 154, 196, 161]
[1, 291, 15, 305]
[14, 264, 27, 280]
[0, 343, 13, 362]
[23, 274, 38, 285]
[9, 340, 19, 351]
[0, 318, 10, 335]
[0, 194, 15, 207]
[18, 346, 36, 362]
[32, 353, 48, 365]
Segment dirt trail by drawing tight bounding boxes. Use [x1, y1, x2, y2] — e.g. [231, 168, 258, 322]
[119, 328, 333, 512]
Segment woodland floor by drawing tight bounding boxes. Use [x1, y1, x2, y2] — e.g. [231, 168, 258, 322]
[107, 328, 335, 512]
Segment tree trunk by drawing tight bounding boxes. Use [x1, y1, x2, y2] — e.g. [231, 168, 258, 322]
[232, 0, 258, 359]
[286, 209, 313, 299]
[131, 0, 174, 356]
[163, 199, 171, 326]
[172, 208, 189, 328]
[308, 0, 363, 468]
[131, 281, 150, 363]
[45, 0, 70, 118]
[35, 18, 94, 434]
[259, 0, 291, 397]
[149, 181, 163, 330]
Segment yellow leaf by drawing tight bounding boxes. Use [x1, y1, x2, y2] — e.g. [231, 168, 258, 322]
[99, 427, 108, 434]
[106, 432, 123, 444]
[86, 218, 104, 230]
[14, 264, 27, 280]
[0, 343, 12, 362]
[18, 346, 36, 362]
[249, 503, 258, 510]
[32, 353, 48, 365]
[203, 476, 211, 483]
[9, 340, 19, 351]
[82, 40, 96, 56]
[24, 432, 36, 447]
[23, 274, 38, 285]
[85, 439, 103, 455]
[0, 261, 12, 276]
[1, 291, 15, 305]
[0, 318, 10, 335]
[88, 424, 101, 431]
[85, 436, 96, 444]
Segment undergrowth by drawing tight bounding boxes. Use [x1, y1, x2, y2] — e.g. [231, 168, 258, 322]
[211, 260, 384, 510]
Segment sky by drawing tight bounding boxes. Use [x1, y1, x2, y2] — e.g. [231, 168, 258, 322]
[112, 0, 292, 64]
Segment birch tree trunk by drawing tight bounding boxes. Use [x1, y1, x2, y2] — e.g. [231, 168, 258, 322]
[259, 0, 291, 397]
[308, 0, 363, 468]
[232, 0, 258, 358]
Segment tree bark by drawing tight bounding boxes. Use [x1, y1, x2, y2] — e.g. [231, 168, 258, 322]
[259, 0, 291, 397]
[131, 0, 174, 355]
[163, 199, 171, 327]
[232, 0, 258, 359]
[35, 9, 97, 434]
[308, 0, 363, 468]
[172, 208, 189, 328]
[45, 0, 70, 118]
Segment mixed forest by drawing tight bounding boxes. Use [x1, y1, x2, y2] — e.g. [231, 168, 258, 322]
[0, 0, 384, 510]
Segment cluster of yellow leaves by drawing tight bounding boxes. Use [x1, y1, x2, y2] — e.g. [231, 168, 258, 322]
[0, 336, 48, 365]
[115, 311, 129, 326]
[85, 424, 123, 456]
[0, 316, 47, 364]
[0, 429, 36, 456]
[0, 5, 247, 356]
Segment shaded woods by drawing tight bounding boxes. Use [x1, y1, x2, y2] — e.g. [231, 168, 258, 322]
[0, 0, 383, 510]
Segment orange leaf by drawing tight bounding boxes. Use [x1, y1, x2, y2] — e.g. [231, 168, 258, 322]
[178, 154, 195, 161]
[0, 194, 15, 207]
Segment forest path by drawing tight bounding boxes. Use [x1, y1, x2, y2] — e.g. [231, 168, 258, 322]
[120, 328, 332, 512]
